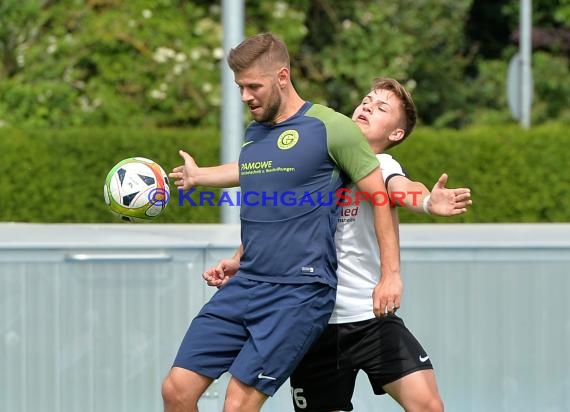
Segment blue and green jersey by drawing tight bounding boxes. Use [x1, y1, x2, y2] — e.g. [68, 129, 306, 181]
[237, 102, 378, 288]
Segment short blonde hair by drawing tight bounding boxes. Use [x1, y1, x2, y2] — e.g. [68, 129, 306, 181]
[227, 32, 290, 73]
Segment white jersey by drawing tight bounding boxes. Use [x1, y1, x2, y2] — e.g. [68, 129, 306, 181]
[329, 153, 406, 324]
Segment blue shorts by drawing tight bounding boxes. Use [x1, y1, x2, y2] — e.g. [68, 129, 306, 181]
[172, 275, 335, 396]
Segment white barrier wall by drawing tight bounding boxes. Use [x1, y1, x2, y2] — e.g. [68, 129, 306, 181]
[0, 223, 569, 412]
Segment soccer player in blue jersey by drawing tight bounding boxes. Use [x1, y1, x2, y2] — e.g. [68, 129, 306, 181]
[179, 77, 472, 411]
[161, 33, 401, 412]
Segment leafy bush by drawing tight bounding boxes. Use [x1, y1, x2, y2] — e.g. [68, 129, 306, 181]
[2, 0, 568, 130]
[0, 0, 226, 128]
[389, 122, 570, 222]
[531, 51, 570, 123]
[1, 123, 569, 223]
[0, 127, 223, 223]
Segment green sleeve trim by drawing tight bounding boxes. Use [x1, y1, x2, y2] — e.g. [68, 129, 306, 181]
[306, 104, 378, 183]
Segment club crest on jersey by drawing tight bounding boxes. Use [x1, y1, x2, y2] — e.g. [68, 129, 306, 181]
[277, 130, 299, 150]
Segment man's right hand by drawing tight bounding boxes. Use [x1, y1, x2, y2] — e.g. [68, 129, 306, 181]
[203, 258, 240, 287]
[169, 152, 240, 190]
[169, 150, 199, 190]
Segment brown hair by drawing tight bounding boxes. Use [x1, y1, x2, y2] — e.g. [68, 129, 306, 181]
[371, 77, 417, 147]
[227, 32, 290, 73]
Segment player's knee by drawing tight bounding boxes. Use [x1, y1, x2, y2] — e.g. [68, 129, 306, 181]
[161, 373, 197, 410]
[161, 375, 180, 407]
[223, 397, 243, 412]
[405, 394, 444, 412]
[422, 396, 444, 412]
[223, 396, 261, 412]
[223, 384, 266, 412]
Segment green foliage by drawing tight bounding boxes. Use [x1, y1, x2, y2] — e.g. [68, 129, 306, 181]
[389, 122, 570, 223]
[0, 127, 222, 223]
[461, 58, 514, 126]
[503, 0, 570, 27]
[0, 0, 568, 129]
[531, 51, 570, 122]
[294, 0, 474, 127]
[1, 124, 569, 223]
[0, 0, 224, 128]
[0, 0, 43, 78]
[555, 0, 570, 24]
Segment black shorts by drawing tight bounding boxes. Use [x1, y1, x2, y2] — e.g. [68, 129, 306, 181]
[289, 316, 433, 412]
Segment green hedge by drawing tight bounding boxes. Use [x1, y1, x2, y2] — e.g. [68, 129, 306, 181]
[1, 123, 568, 223]
[0, 127, 223, 223]
[390, 122, 570, 223]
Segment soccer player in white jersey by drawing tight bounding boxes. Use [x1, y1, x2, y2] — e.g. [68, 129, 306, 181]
[289, 78, 471, 412]
[173, 77, 471, 411]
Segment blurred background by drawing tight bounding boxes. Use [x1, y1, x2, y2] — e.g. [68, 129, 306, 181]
[2, 0, 569, 129]
[0, 0, 568, 223]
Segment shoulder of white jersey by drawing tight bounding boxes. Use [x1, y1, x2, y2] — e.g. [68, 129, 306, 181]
[376, 153, 407, 184]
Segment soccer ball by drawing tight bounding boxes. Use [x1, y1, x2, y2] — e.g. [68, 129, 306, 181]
[103, 157, 170, 222]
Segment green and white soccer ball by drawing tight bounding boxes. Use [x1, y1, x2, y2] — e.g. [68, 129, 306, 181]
[103, 157, 170, 222]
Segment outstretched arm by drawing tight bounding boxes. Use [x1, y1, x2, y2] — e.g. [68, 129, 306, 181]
[387, 173, 471, 216]
[169, 150, 239, 190]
